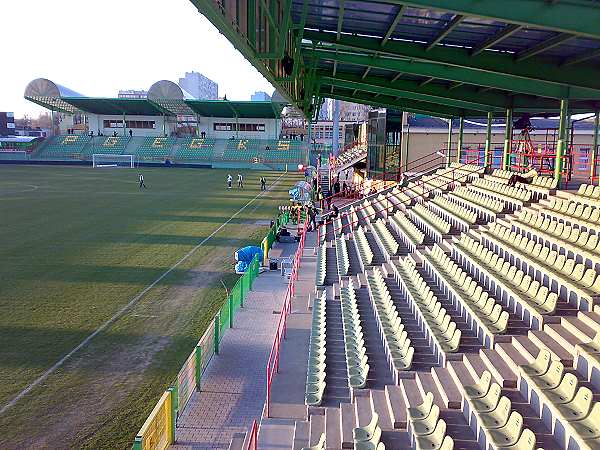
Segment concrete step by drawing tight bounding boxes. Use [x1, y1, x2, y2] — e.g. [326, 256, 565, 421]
[308, 410, 325, 447]
[340, 402, 355, 449]
[370, 389, 394, 431]
[292, 421, 310, 450]
[577, 311, 600, 331]
[431, 367, 462, 409]
[479, 348, 518, 388]
[528, 330, 574, 366]
[228, 432, 245, 450]
[354, 391, 373, 427]
[462, 353, 488, 381]
[494, 342, 530, 382]
[258, 419, 296, 450]
[415, 372, 445, 408]
[561, 316, 597, 342]
[447, 360, 476, 398]
[544, 323, 583, 356]
[511, 335, 540, 361]
[325, 407, 341, 450]
[400, 378, 424, 409]
[385, 385, 407, 429]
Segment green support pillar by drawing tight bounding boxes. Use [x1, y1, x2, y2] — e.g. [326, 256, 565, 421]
[195, 344, 202, 390]
[555, 99, 569, 181]
[213, 314, 220, 355]
[484, 112, 493, 167]
[446, 118, 452, 167]
[591, 111, 599, 184]
[168, 386, 177, 443]
[503, 108, 513, 170]
[457, 116, 464, 163]
[228, 295, 234, 328]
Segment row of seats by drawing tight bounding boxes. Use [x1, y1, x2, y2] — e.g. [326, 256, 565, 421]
[483, 223, 600, 310]
[83, 136, 130, 156]
[390, 211, 425, 252]
[543, 197, 600, 231]
[174, 138, 216, 161]
[366, 268, 414, 375]
[471, 178, 532, 209]
[571, 184, 600, 203]
[513, 210, 600, 269]
[518, 349, 599, 449]
[351, 413, 385, 450]
[430, 195, 477, 232]
[340, 281, 369, 389]
[305, 294, 327, 406]
[335, 237, 350, 277]
[135, 137, 175, 159]
[449, 186, 504, 222]
[461, 372, 541, 450]
[371, 219, 400, 257]
[393, 258, 461, 355]
[409, 204, 451, 241]
[407, 392, 454, 450]
[39, 135, 91, 159]
[354, 227, 374, 267]
[423, 245, 509, 343]
[336, 145, 367, 167]
[454, 234, 558, 328]
[316, 243, 326, 286]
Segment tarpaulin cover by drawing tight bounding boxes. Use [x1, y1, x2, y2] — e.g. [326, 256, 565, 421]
[235, 246, 264, 263]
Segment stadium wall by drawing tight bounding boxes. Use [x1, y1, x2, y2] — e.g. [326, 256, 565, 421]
[86, 114, 173, 137]
[198, 116, 280, 139]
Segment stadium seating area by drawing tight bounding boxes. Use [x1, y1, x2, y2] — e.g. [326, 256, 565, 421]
[134, 137, 176, 161]
[174, 137, 216, 162]
[222, 138, 305, 163]
[82, 136, 130, 157]
[37, 135, 92, 159]
[280, 163, 600, 450]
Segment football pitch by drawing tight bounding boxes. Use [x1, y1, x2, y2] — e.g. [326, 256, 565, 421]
[0, 165, 299, 449]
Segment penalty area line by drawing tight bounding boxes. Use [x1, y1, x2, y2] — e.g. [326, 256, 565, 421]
[0, 172, 286, 416]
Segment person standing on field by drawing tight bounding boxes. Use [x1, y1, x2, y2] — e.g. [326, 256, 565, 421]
[138, 173, 147, 189]
[260, 176, 267, 191]
[238, 173, 244, 188]
[227, 174, 233, 189]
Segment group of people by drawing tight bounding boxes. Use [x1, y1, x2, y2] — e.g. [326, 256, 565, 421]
[225, 173, 268, 191]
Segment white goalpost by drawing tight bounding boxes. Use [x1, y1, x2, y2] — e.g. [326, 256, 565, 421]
[92, 154, 135, 168]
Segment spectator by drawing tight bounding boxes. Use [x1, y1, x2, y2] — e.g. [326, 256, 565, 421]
[129, 129, 133, 138]
[507, 164, 537, 187]
[333, 179, 341, 195]
[399, 173, 409, 188]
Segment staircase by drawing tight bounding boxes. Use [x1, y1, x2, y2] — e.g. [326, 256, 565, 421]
[319, 166, 330, 196]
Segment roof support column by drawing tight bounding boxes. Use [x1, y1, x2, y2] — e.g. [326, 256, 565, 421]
[457, 116, 464, 163]
[332, 99, 340, 157]
[484, 112, 493, 167]
[446, 118, 452, 167]
[123, 113, 126, 137]
[591, 111, 599, 184]
[503, 108, 513, 170]
[555, 99, 569, 181]
[162, 113, 166, 136]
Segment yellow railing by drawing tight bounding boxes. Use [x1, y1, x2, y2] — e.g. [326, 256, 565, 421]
[132, 390, 175, 450]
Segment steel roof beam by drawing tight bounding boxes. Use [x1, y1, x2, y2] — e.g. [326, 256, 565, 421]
[515, 33, 576, 62]
[389, 0, 600, 40]
[561, 48, 600, 67]
[317, 70, 582, 111]
[320, 74, 496, 111]
[302, 30, 600, 98]
[382, 5, 406, 46]
[470, 24, 522, 56]
[426, 14, 464, 51]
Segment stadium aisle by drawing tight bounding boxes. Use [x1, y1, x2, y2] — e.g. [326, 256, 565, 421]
[171, 241, 298, 450]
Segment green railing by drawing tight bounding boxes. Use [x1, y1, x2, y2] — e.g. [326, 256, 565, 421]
[133, 210, 290, 449]
[261, 211, 290, 265]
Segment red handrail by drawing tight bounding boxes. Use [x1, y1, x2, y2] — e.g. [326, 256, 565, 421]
[266, 216, 309, 417]
[246, 419, 258, 450]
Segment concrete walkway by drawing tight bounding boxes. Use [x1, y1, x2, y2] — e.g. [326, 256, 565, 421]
[171, 242, 296, 450]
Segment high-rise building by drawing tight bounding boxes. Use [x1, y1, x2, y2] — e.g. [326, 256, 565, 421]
[251, 91, 271, 101]
[118, 90, 148, 99]
[339, 101, 370, 122]
[318, 98, 332, 121]
[178, 71, 218, 100]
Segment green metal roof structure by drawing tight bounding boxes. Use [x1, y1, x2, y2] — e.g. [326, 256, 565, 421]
[188, 0, 600, 118]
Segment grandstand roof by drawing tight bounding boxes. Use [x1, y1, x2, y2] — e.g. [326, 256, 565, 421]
[24, 78, 287, 118]
[191, 0, 600, 118]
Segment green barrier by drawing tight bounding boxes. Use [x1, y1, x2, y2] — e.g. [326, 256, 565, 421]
[134, 213, 282, 447]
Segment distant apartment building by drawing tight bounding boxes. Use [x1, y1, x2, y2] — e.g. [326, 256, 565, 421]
[251, 91, 271, 101]
[318, 98, 332, 121]
[0, 112, 15, 136]
[118, 90, 148, 99]
[178, 71, 218, 100]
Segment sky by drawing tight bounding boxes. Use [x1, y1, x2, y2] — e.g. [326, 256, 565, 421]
[1, 0, 276, 117]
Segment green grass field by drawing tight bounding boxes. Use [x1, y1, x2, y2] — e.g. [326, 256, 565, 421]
[0, 165, 299, 449]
